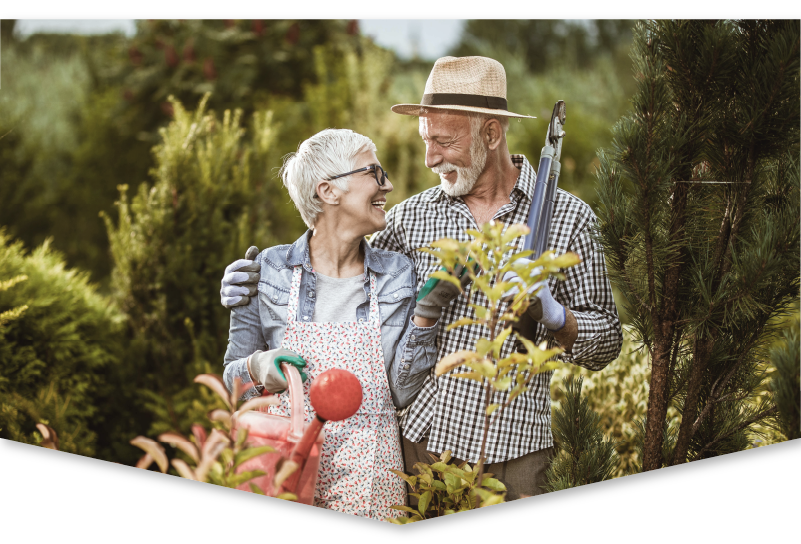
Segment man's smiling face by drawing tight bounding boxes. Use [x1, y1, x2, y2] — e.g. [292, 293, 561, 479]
[419, 111, 487, 197]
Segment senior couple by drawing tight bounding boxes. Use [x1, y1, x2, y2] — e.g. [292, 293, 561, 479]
[221, 56, 622, 520]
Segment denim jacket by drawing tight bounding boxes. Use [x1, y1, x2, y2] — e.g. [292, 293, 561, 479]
[223, 230, 439, 408]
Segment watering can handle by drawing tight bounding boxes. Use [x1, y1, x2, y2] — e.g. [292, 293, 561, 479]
[280, 361, 305, 442]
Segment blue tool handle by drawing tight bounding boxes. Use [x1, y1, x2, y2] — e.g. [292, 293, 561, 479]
[534, 162, 561, 259]
[524, 153, 553, 252]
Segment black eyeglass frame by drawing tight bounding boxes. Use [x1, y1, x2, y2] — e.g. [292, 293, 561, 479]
[326, 164, 389, 187]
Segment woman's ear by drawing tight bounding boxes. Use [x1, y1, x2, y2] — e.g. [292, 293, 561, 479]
[316, 180, 339, 205]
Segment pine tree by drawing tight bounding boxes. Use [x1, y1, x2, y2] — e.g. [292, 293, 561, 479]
[545, 376, 620, 491]
[769, 326, 800, 440]
[595, 20, 800, 471]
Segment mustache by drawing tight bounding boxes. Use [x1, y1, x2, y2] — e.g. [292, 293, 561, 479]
[431, 162, 459, 175]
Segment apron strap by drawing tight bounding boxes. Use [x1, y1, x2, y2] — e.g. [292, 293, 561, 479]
[367, 271, 380, 325]
[286, 266, 303, 323]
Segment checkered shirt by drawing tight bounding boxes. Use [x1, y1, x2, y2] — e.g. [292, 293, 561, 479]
[369, 154, 622, 463]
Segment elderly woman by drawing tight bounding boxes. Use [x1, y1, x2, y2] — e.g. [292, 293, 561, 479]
[221, 129, 457, 520]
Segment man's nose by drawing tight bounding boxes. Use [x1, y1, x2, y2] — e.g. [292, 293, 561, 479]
[424, 143, 441, 169]
[382, 177, 394, 193]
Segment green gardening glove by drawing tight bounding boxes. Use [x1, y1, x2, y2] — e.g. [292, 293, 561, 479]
[414, 260, 477, 321]
[249, 348, 308, 394]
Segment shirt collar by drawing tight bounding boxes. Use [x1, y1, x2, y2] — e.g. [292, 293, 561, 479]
[424, 154, 536, 205]
[286, 229, 385, 274]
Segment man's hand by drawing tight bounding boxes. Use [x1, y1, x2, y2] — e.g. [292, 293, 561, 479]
[221, 246, 260, 309]
[414, 263, 473, 321]
[248, 348, 308, 394]
[502, 258, 566, 331]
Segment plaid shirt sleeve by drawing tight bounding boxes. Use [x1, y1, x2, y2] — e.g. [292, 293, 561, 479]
[550, 195, 622, 371]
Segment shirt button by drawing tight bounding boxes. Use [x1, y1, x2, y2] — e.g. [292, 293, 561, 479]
[393, 293, 399, 299]
[404, 363, 410, 369]
[359, 318, 364, 322]
[308, 291, 315, 298]
[303, 316, 309, 321]
[410, 335, 416, 341]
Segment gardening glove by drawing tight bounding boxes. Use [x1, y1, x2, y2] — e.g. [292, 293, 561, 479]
[501, 258, 566, 331]
[221, 246, 261, 309]
[248, 348, 308, 394]
[414, 262, 474, 321]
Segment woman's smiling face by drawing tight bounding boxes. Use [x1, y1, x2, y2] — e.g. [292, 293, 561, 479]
[337, 150, 393, 236]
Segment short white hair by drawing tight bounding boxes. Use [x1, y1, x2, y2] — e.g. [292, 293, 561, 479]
[280, 128, 377, 228]
[468, 112, 510, 138]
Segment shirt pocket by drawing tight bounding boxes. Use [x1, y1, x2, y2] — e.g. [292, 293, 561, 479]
[378, 285, 414, 327]
[257, 280, 290, 323]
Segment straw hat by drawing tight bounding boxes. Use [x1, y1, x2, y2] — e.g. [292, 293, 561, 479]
[391, 56, 535, 119]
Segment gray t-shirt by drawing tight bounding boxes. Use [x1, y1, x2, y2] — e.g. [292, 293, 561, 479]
[312, 272, 366, 323]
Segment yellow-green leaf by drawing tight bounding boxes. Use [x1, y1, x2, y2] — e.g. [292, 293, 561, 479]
[446, 317, 480, 331]
[430, 270, 463, 290]
[492, 376, 512, 391]
[486, 403, 501, 416]
[436, 350, 481, 375]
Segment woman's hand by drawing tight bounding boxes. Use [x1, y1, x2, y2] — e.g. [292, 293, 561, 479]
[248, 348, 308, 394]
[413, 263, 473, 321]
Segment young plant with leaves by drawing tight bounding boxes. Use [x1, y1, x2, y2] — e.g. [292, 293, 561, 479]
[131, 374, 297, 500]
[389, 221, 580, 521]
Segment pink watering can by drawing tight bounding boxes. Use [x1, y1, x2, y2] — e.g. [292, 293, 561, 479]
[234, 361, 363, 504]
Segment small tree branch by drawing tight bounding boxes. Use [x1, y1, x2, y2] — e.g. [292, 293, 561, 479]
[690, 406, 778, 462]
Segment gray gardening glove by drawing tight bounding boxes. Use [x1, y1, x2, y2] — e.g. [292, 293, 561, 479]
[501, 258, 566, 331]
[220, 246, 260, 309]
[248, 348, 308, 394]
[414, 263, 473, 321]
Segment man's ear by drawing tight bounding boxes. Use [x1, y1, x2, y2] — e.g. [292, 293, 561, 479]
[485, 118, 504, 151]
[316, 180, 340, 205]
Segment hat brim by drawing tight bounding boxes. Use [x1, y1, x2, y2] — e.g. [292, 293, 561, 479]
[391, 103, 536, 119]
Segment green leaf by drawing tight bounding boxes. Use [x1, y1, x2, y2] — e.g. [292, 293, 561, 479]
[501, 223, 530, 244]
[248, 482, 265, 495]
[431, 480, 447, 491]
[492, 376, 512, 391]
[430, 270, 463, 290]
[440, 450, 452, 464]
[228, 469, 266, 488]
[430, 238, 461, 251]
[476, 338, 494, 356]
[233, 445, 275, 468]
[451, 371, 485, 382]
[390, 505, 420, 513]
[466, 359, 496, 378]
[276, 492, 298, 501]
[418, 490, 432, 515]
[446, 317, 480, 331]
[486, 403, 501, 416]
[481, 477, 507, 491]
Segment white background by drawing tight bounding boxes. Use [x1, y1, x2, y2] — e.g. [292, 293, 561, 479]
[0, 454, 801, 544]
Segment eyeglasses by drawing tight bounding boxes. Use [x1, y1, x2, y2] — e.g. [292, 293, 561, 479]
[327, 164, 389, 187]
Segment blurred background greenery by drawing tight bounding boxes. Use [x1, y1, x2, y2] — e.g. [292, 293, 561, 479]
[5, 19, 791, 469]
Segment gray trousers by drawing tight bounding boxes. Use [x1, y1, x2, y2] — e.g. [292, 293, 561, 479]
[401, 436, 554, 502]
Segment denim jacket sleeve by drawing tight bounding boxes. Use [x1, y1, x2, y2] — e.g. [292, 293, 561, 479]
[222, 282, 267, 401]
[385, 263, 440, 409]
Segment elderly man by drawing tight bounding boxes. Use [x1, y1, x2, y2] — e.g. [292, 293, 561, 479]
[221, 56, 622, 500]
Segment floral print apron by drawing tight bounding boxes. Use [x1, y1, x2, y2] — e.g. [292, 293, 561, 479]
[267, 266, 406, 520]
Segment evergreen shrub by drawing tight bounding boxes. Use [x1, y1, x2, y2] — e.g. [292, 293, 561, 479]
[0, 231, 123, 456]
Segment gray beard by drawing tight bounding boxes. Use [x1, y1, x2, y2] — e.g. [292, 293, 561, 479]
[432, 143, 488, 198]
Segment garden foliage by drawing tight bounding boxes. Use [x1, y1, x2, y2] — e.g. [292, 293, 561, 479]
[595, 20, 800, 470]
[545, 376, 619, 491]
[0, 231, 123, 457]
[389, 221, 580, 521]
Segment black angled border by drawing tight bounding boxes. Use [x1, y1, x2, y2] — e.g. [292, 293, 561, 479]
[0, 439, 801, 540]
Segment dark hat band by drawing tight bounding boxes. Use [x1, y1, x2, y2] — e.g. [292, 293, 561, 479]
[421, 93, 508, 111]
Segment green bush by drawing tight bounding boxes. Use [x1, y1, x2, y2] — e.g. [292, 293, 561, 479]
[0, 230, 123, 456]
[100, 95, 293, 464]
